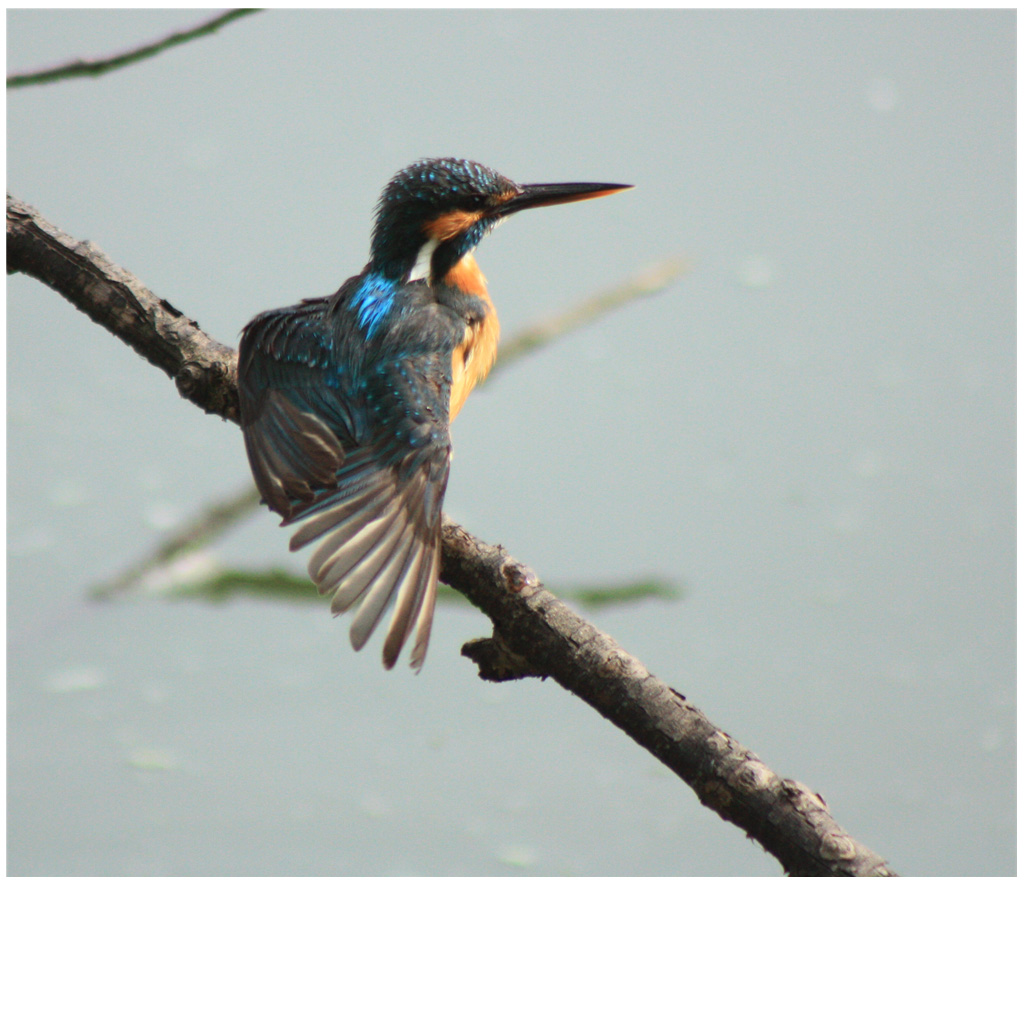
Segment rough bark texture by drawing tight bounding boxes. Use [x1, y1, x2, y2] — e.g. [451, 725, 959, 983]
[441, 520, 895, 876]
[8, 192, 897, 875]
[7, 194, 239, 422]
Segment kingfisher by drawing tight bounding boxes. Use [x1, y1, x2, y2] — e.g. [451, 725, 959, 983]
[237, 158, 630, 670]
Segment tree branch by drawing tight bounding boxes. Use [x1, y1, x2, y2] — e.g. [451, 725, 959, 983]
[7, 193, 897, 876]
[494, 257, 689, 369]
[440, 521, 894, 876]
[6, 9, 260, 89]
[7, 194, 238, 420]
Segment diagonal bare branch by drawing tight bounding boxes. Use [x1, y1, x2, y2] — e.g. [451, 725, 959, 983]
[441, 519, 895, 877]
[495, 257, 689, 369]
[7, 192, 897, 875]
[7, 194, 238, 419]
[89, 483, 259, 600]
[7, 9, 260, 89]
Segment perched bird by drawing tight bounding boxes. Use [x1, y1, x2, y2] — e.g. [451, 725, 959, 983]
[238, 158, 630, 669]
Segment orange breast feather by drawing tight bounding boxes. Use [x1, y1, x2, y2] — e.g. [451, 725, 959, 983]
[446, 254, 499, 421]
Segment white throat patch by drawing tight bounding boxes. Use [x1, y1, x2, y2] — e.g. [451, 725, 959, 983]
[408, 238, 439, 283]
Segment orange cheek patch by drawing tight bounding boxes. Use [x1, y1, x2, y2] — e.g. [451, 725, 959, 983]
[425, 208, 485, 241]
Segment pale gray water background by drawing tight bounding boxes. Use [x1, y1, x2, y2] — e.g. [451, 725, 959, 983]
[7, 10, 1014, 875]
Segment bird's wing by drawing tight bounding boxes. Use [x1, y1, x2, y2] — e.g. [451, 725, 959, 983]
[238, 296, 455, 670]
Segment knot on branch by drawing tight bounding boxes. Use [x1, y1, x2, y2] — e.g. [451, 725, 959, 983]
[175, 359, 239, 423]
[462, 632, 544, 682]
[501, 561, 540, 594]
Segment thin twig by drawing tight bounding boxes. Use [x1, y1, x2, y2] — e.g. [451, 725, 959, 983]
[7, 9, 260, 89]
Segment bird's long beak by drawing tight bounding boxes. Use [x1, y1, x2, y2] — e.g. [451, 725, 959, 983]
[501, 180, 633, 215]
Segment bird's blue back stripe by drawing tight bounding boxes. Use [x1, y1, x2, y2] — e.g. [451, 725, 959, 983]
[350, 272, 396, 339]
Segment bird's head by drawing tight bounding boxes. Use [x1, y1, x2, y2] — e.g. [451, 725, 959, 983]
[369, 157, 631, 283]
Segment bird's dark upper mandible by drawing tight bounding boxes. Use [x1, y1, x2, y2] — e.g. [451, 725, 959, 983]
[237, 158, 631, 670]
